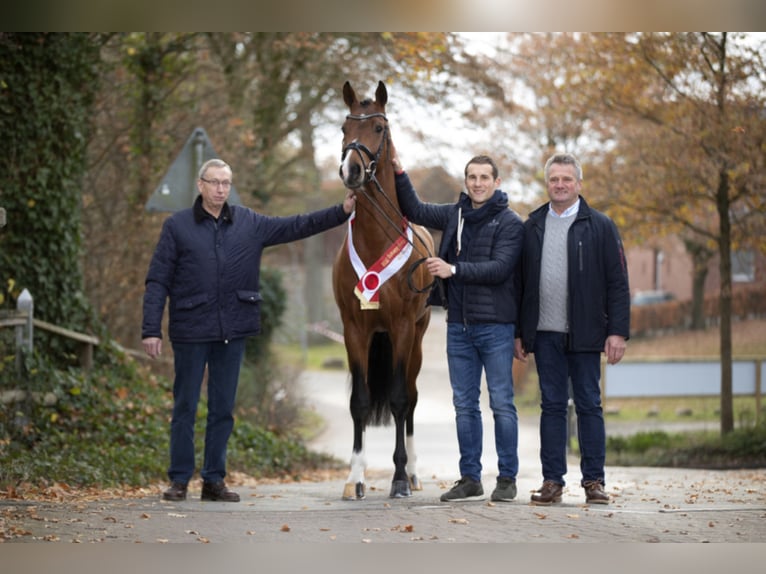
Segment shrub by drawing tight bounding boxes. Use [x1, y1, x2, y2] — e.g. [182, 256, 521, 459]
[606, 422, 766, 469]
[0, 347, 171, 487]
[0, 266, 340, 490]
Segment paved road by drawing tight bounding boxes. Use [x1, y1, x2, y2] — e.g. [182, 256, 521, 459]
[3, 309, 765, 543]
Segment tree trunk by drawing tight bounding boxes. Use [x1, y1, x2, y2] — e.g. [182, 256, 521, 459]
[717, 167, 734, 435]
[683, 238, 714, 331]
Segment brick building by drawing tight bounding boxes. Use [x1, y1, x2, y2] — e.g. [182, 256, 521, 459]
[626, 235, 766, 302]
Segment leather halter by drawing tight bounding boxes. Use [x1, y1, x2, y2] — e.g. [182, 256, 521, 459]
[340, 112, 389, 191]
[339, 112, 439, 297]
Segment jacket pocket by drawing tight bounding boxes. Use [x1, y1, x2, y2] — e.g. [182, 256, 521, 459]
[175, 293, 208, 310]
[236, 290, 262, 304]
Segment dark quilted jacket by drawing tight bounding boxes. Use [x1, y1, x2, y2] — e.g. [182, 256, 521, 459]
[395, 172, 524, 324]
[142, 195, 349, 343]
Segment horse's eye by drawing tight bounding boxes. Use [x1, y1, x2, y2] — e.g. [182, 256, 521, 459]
[375, 124, 383, 133]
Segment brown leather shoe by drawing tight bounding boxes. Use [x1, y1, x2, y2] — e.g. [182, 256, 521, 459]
[162, 482, 188, 501]
[201, 481, 240, 502]
[583, 480, 610, 504]
[530, 480, 563, 505]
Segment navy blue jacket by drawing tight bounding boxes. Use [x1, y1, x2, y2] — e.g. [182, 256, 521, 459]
[142, 195, 349, 343]
[395, 172, 524, 324]
[517, 196, 630, 353]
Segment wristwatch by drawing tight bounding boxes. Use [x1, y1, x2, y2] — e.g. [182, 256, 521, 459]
[450, 264, 457, 276]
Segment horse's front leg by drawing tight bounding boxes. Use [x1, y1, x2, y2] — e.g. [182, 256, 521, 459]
[389, 361, 412, 498]
[405, 313, 428, 492]
[405, 405, 421, 491]
[344, 364, 369, 500]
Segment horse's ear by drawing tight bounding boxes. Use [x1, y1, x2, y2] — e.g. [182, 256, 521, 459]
[375, 81, 388, 107]
[343, 81, 356, 108]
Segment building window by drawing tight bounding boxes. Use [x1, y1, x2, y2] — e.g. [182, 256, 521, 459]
[731, 250, 755, 283]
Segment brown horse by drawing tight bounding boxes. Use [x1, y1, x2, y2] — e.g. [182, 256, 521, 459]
[333, 81, 434, 499]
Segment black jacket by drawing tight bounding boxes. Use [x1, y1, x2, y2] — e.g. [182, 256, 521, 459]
[395, 172, 524, 324]
[517, 196, 630, 352]
[142, 195, 349, 343]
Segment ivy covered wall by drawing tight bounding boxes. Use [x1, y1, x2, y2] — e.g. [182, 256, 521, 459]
[0, 33, 102, 363]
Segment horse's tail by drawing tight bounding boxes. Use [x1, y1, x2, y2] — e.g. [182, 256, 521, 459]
[367, 331, 393, 426]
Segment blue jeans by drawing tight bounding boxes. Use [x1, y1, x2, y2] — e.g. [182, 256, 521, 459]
[446, 322, 519, 482]
[168, 338, 246, 484]
[533, 331, 606, 486]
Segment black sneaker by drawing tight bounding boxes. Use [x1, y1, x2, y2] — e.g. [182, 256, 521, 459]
[440, 476, 484, 502]
[490, 476, 517, 502]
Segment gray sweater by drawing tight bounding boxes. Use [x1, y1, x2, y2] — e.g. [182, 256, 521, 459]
[538, 211, 575, 332]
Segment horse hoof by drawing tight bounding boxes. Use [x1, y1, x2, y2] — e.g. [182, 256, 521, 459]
[389, 479, 412, 498]
[343, 482, 365, 500]
[409, 474, 423, 491]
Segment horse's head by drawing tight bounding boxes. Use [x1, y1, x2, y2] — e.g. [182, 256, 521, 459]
[339, 81, 390, 190]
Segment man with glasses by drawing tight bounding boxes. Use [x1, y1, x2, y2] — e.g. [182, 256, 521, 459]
[142, 158, 356, 502]
[515, 152, 630, 506]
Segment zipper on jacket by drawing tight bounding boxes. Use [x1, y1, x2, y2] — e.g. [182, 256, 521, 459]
[578, 240, 583, 272]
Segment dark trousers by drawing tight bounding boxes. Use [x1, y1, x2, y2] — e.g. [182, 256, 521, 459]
[168, 339, 246, 484]
[533, 331, 606, 486]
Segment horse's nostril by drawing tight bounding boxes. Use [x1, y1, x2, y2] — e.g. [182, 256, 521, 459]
[341, 163, 362, 184]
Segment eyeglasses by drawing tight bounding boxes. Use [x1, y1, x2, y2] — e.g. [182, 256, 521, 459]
[200, 177, 232, 189]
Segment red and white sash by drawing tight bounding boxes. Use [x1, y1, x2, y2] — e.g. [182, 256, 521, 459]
[347, 211, 413, 310]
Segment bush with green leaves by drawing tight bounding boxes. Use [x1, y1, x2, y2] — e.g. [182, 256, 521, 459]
[0, 346, 171, 486]
[1, 33, 103, 368]
[0, 267, 341, 489]
[0, 344, 340, 488]
[606, 422, 766, 469]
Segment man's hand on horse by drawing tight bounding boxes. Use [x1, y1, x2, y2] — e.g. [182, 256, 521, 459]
[343, 190, 357, 214]
[426, 257, 454, 278]
[390, 142, 404, 173]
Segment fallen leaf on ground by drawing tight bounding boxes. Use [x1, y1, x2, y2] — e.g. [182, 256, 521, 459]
[449, 518, 469, 525]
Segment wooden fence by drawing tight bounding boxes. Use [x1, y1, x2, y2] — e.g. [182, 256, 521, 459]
[1, 289, 101, 369]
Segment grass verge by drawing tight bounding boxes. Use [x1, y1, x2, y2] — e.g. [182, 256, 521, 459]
[605, 422, 766, 469]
